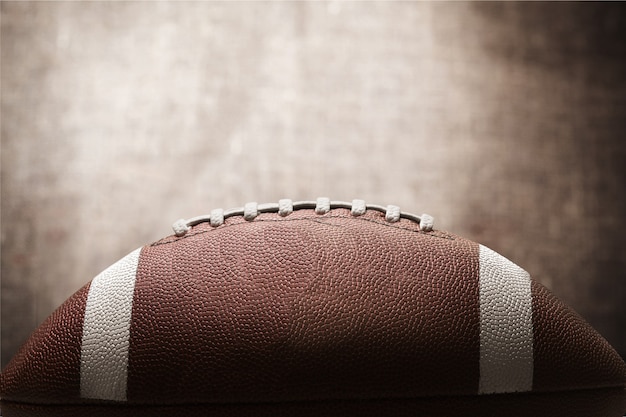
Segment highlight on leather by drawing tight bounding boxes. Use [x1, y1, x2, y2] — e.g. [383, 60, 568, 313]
[1, 199, 625, 417]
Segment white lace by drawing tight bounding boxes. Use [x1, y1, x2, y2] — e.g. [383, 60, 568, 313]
[173, 198, 434, 236]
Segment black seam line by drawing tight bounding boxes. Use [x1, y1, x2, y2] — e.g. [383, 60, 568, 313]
[3, 386, 625, 408]
[151, 215, 454, 248]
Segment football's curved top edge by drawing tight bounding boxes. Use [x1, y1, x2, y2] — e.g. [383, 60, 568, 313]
[172, 198, 435, 237]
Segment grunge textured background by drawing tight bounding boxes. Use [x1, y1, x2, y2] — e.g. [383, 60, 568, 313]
[2, 2, 625, 366]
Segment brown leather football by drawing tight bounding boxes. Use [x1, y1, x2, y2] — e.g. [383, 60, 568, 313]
[2, 198, 625, 417]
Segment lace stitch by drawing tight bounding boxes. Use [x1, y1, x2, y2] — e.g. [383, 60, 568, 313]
[173, 198, 434, 237]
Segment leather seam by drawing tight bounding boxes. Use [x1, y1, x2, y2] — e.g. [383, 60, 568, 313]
[150, 215, 455, 247]
[2, 386, 625, 408]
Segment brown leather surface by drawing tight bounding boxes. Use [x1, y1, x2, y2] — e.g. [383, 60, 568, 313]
[532, 279, 626, 391]
[128, 208, 481, 403]
[0, 284, 90, 403]
[2, 207, 626, 413]
[2, 388, 625, 417]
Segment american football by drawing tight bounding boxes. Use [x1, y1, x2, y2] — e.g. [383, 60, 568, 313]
[2, 198, 625, 416]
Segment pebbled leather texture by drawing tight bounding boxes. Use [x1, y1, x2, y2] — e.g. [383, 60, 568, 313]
[2, 207, 626, 416]
[0, 285, 89, 403]
[129, 209, 482, 402]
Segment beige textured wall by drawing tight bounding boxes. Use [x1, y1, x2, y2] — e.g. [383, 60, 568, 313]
[2, 2, 625, 367]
